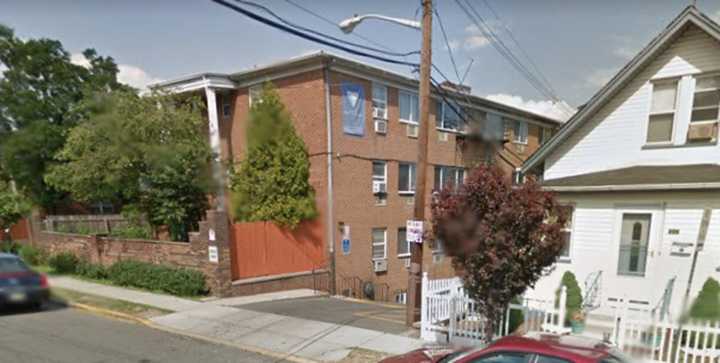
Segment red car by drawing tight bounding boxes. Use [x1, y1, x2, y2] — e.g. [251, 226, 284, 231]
[380, 334, 632, 363]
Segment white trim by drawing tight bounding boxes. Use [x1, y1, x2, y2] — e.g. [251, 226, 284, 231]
[161, 75, 235, 94]
[398, 162, 416, 194]
[645, 79, 680, 145]
[204, 87, 226, 211]
[544, 182, 720, 191]
[371, 228, 387, 260]
[237, 63, 325, 89]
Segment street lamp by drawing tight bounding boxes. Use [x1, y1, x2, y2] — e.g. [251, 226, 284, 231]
[339, 1, 432, 327]
[338, 14, 421, 34]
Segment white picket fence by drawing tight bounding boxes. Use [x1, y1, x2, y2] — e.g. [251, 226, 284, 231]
[421, 273, 570, 344]
[612, 299, 720, 363]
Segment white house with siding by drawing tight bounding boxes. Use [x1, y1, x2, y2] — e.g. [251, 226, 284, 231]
[523, 5, 720, 325]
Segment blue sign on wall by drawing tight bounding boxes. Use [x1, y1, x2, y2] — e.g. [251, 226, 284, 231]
[341, 82, 365, 136]
[342, 238, 351, 255]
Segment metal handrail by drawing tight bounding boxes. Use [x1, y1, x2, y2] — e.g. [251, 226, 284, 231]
[652, 276, 676, 319]
[582, 270, 603, 312]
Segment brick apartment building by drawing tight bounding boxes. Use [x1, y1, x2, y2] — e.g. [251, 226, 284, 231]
[157, 51, 562, 302]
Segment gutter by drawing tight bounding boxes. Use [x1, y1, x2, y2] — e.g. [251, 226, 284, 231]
[323, 61, 336, 295]
[543, 182, 720, 192]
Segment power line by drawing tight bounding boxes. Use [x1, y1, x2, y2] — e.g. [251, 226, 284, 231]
[281, 0, 412, 56]
[210, 0, 419, 67]
[232, 0, 419, 58]
[433, 7, 462, 85]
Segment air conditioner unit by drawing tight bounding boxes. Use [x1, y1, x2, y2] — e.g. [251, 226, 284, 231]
[438, 131, 449, 142]
[372, 107, 386, 120]
[374, 119, 388, 134]
[406, 124, 419, 138]
[373, 259, 388, 273]
[687, 122, 717, 142]
[372, 180, 387, 194]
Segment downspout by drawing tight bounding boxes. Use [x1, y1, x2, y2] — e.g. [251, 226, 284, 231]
[323, 61, 336, 295]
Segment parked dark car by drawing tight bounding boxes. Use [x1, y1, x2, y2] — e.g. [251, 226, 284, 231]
[380, 334, 632, 363]
[0, 252, 50, 309]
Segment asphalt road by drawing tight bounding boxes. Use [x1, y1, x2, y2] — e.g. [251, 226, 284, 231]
[0, 305, 283, 363]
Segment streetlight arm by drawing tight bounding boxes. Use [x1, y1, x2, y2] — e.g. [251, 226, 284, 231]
[338, 14, 421, 34]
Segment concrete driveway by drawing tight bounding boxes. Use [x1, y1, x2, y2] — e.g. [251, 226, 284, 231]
[239, 296, 413, 336]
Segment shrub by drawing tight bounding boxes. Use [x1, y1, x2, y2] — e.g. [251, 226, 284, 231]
[0, 240, 20, 254]
[557, 271, 583, 324]
[107, 260, 206, 296]
[109, 224, 152, 239]
[18, 244, 45, 266]
[689, 278, 720, 321]
[48, 252, 79, 274]
[76, 261, 108, 280]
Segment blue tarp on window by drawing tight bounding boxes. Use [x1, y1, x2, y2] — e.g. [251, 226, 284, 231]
[341, 82, 365, 136]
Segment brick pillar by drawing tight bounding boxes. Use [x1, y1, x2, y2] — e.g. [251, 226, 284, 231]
[201, 210, 233, 297]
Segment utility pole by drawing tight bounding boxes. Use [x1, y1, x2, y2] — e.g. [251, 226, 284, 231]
[407, 0, 432, 327]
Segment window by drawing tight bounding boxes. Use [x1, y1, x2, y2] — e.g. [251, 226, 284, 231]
[399, 90, 419, 124]
[221, 95, 231, 118]
[468, 351, 533, 363]
[539, 127, 552, 144]
[249, 84, 263, 106]
[372, 83, 388, 120]
[398, 162, 416, 194]
[504, 119, 528, 144]
[618, 213, 651, 276]
[432, 239, 444, 264]
[691, 76, 720, 123]
[397, 228, 410, 256]
[559, 205, 574, 260]
[372, 161, 387, 205]
[372, 228, 387, 260]
[647, 81, 678, 143]
[434, 166, 464, 191]
[436, 100, 462, 131]
[512, 168, 524, 185]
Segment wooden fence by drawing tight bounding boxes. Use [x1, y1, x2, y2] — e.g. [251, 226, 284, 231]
[231, 220, 326, 280]
[43, 214, 128, 235]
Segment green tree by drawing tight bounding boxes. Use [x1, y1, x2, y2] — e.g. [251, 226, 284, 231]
[0, 24, 125, 209]
[689, 278, 720, 321]
[557, 271, 583, 324]
[230, 84, 317, 228]
[45, 91, 211, 241]
[0, 181, 30, 233]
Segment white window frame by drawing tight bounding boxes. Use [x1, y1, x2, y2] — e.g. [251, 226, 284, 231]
[397, 227, 410, 258]
[436, 101, 461, 132]
[645, 80, 679, 145]
[248, 84, 263, 107]
[514, 120, 528, 144]
[399, 90, 419, 125]
[398, 162, 416, 195]
[372, 83, 388, 120]
[690, 74, 720, 125]
[372, 160, 387, 183]
[434, 165, 464, 191]
[558, 205, 574, 262]
[371, 228, 387, 260]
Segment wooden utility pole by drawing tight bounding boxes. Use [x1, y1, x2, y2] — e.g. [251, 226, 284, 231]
[406, 0, 432, 326]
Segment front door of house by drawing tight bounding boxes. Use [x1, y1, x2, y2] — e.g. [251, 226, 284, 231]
[604, 207, 664, 313]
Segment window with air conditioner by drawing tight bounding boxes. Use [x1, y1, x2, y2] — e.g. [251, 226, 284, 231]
[399, 90, 419, 125]
[436, 100, 462, 131]
[372, 83, 388, 120]
[371, 228, 387, 261]
[688, 76, 719, 142]
[434, 165, 464, 191]
[372, 161, 387, 204]
[646, 80, 678, 144]
[398, 162, 416, 194]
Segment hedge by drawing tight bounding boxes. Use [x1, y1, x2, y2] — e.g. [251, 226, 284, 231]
[106, 260, 206, 296]
[48, 252, 79, 274]
[19, 244, 45, 266]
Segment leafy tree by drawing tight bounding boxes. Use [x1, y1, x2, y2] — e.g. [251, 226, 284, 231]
[689, 278, 720, 321]
[45, 91, 211, 241]
[557, 271, 583, 324]
[0, 24, 125, 208]
[431, 164, 568, 340]
[230, 84, 317, 228]
[0, 181, 30, 234]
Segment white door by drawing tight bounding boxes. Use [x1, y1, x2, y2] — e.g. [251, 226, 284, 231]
[605, 207, 665, 313]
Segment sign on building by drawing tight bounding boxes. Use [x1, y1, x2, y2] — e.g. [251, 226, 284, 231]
[341, 225, 351, 255]
[406, 220, 424, 243]
[208, 246, 219, 263]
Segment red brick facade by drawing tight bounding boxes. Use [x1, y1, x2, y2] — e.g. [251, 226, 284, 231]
[170, 54, 560, 301]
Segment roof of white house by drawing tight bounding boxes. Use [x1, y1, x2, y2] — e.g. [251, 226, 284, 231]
[522, 5, 720, 173]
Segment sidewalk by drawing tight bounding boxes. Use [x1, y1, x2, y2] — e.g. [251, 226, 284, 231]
[50, 277, 425, 362]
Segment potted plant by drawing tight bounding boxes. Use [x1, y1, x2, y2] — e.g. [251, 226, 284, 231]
[570, 309, 586, 334]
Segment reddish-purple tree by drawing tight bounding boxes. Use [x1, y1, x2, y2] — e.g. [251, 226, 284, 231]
[431, 164, 568, 339]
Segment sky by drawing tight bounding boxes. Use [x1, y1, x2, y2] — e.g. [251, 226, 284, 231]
[3, 0, 720, 121]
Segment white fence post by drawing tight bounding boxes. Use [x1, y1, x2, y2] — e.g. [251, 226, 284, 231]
[559, 286, 567, 329]
[420, 272, 430, 341]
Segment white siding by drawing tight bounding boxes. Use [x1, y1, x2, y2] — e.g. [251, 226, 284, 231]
[526, 191, 720, 318]
[545, 25, 720, 180]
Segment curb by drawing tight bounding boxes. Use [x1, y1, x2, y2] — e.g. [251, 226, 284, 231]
[69, 302, 320, 363]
